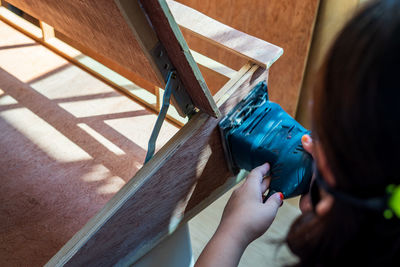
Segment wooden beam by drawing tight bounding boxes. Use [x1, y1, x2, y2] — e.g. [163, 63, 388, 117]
[130, 0, 220, 118]
[46, 63, 270, 266]
[167, 0, 283, 69]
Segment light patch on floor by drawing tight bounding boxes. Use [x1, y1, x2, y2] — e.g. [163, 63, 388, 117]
[1, 107, 92, 162]
[77, 123, 126, 156]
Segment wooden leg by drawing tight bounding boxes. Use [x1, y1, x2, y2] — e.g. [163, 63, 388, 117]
[46, 63, 269, 266]
[39, 21, 54, 41]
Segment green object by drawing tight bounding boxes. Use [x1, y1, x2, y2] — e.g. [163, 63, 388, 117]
[387, 184, 400, 218]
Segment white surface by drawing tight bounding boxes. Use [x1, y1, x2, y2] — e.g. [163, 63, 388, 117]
[133, 224, 193, 267]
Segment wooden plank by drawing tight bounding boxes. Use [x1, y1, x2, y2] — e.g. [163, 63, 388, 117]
[167, 0, 283, 69]
[0, 4, 42, 39]
[132, 0, 220, 118]
[6, 0, 164, 87]
[46, 63, 271, 266]
[177, 0, 320, 116]
[54, 31, 159, 96]
[3, 0, 161, 97]
[0, 6, 189, 127]
[296, 0, 361, 127]
[181, 26, 248, 71]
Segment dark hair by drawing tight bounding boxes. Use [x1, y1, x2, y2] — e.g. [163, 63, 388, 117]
[286, 0, 400, 266]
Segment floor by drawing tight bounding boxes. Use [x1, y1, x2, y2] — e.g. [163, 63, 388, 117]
[0, 20, 178, 266]
[0, 19, 300, 266]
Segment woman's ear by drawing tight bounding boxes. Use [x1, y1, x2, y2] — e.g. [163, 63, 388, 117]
[314, 142, 335, 216]
[315, 142, 336, 187]
[315, 191, 334, 216]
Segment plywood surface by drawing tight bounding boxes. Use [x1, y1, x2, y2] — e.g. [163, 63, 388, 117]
[168, 0, 283, 69]
[47, 64, 269, 266]
[177, 0, 320, 116]
[7, 0, 221, 117]
[0, 21, 178, 266]
[137, 0, 220, 117]
[6, 0, 163, 87]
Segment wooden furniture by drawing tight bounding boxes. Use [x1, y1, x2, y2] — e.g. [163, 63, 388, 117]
[0, 0, 287, 265]
[176, 0, 320, 117]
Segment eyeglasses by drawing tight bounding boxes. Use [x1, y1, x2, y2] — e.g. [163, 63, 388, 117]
[309, 167, 331, 212]
[309, 167, 397, 219]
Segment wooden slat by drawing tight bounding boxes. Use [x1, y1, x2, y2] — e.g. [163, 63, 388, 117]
[46, 63, 271, 266]
[168, 0, 283, 69]
[177, 0, 320, 116]
[134, 0, 220, 118]
[6, 0, 164, 87]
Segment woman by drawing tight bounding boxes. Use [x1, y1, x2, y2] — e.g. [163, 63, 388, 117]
[195, 0, 400, 266]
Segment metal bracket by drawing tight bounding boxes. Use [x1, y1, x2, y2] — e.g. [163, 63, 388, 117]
[145, 70, 176, 163]
[150, 43, 195, 118]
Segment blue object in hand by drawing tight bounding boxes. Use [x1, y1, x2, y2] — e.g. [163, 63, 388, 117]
[219, 81, 313, 198]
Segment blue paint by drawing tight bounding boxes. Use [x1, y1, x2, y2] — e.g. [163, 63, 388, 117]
[219, 81, 313, 198]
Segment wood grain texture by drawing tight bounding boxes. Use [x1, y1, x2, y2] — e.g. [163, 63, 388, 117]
[168, 0, 283, 69]
[177, 0, 320, 116]
[0, 21, 178, 266]
[138, 0, 220, 118]
[47, 64, 271, 266]
[6, 0, 163, 87]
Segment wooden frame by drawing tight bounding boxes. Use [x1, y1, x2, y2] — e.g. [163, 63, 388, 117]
[0, 0, 284, 265]
[48, 63, 271, 266]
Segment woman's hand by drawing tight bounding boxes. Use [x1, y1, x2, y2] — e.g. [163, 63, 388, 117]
[301, 134, 314, 156]
[195, 163, 283, 267]
[218, 163, 284, 246]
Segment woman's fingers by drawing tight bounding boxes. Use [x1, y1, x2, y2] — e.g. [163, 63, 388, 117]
[301, 134, 314, 156]
[247, 163, 271, 198]
[261, 178, 268, 193]
[247, 162, 270, 184]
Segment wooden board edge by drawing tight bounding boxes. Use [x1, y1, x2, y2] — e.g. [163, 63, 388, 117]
[167, 0, 284, 69]
[157, 0, 220, 117]
[136, 0, 220, 118]
[114, 0, 165, 87]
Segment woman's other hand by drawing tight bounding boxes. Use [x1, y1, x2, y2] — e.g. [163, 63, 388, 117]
[218, 163, 283, 246]
[301, 134, 314, 156]
[195, 163, 283, 267]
